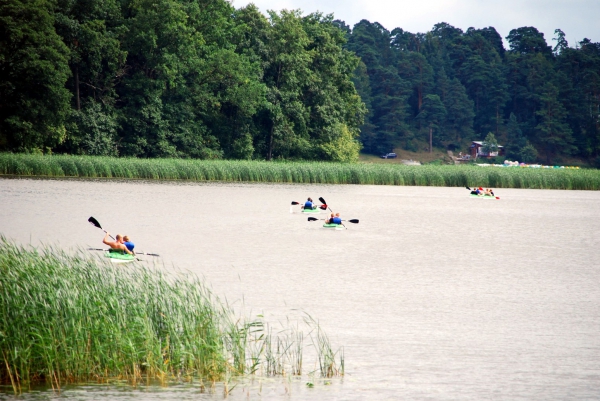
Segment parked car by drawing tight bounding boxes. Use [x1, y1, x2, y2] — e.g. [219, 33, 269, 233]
[380, 153, 397, 159]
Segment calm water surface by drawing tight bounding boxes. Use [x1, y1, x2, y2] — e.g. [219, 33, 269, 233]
[1, 177, 599, 400]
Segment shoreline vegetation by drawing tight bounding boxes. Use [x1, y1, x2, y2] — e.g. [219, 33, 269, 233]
[1, 153, 600, 190]
[0, 239, 343, 395]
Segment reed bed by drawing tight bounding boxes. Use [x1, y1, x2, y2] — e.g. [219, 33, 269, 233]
[1, 153, 599, 189]
[0, 239, 343, 394]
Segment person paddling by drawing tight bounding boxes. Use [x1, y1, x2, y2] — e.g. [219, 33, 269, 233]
[301, 197, 317, 210]
[331, 213, 342, 225]
[103, 232, 132, 255]
[326, 212, 335, 224]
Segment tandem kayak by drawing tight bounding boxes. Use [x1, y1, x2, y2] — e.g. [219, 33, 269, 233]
[105, 250, 135, 263]
[470, 194, 498, 200]
[323, 223, 345, 230]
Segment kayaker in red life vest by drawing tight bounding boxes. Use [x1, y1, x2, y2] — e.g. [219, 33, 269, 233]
[103, 232, 133, 254]
[301, 197, 316, 210]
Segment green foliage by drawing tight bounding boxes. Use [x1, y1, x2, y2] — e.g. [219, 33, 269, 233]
[0, 0, 72, 152]
[0, 239, 344, 392]
[535, 82, 575, 163]
[1, 153, 599, 189]
[317, 124, 361, 162]
[63, 100, 118, 156]
[344, 19, 599, 165]
[482, 132, 499, 154]
[346, 20, 410, 154]
[519, 143, 539, 163]
[2, 0, 600, 163]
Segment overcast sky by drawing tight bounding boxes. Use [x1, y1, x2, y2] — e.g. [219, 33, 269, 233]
[231, 0, 599, 49]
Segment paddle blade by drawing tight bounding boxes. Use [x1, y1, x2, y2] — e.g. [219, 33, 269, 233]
[291, 201, 299, 205]
[465, 186, 471, 190]
[88, 216, 102, 229]
[318, 197, 327, 205]
[319, 205, 327, 210]
[307, 217, 318, 222]
[348, 219, 359, 224]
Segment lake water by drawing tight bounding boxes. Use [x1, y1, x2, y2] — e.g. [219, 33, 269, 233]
[1, 177, 600, 400]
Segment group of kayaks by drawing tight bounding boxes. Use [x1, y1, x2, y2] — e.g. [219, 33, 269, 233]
[291, 196, 360, 230]
[466, 186, 500, 200]
[97, 187, 496, 262]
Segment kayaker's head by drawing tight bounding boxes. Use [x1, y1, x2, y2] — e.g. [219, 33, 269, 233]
[123, 235, 130, 242]
[115, 234, 123, 242]
[307, 197, 313, 202]
[335, 212, 340, 217]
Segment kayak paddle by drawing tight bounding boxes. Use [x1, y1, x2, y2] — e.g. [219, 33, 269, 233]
[88, 216, 115, 239]
[318, 197, 332, 213]
[307, 217, 359, 224]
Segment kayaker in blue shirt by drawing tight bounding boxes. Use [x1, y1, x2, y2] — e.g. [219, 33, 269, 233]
[302, 197, 316, 210]
[331, 213, 342, 225]
[326, 212, 335, 223]
[123, 235, 135, 254]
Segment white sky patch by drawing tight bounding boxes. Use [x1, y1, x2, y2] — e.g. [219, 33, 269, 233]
[231, 0, 599, 48]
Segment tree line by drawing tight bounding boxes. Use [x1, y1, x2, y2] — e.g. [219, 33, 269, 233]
[0, 0, 364, 161]
[1, 0, 599, 165]
[341, 20, 600, 164]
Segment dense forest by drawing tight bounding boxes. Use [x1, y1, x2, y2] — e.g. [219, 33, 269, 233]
[1, 0, 599, 164]
[341, 21, 600, 164]
[0, 0, 365, 161]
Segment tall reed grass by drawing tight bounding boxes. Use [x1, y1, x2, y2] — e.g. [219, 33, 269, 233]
[0, 239, 343, 394]
[1, 153, 599, 189]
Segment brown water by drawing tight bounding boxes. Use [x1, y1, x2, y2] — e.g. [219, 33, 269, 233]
[1, 177, 600, 400]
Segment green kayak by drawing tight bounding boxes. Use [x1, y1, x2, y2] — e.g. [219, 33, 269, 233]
[323, 223, 344, 229]
[105, 250, 135, 263]
[470, 194, 498, 200]
[302, 207, 321, 213]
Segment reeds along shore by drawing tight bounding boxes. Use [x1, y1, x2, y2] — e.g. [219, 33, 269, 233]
[0, 153, 599, 189]
[0, 239, 343, 394]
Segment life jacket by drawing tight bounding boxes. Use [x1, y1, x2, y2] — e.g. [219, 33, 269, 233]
[304, 201, 313, 208]
[332, 217, 342, 224]
[124, 241, 135, 252]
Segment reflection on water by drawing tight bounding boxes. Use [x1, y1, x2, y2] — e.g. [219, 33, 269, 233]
[1, 178, 600, 400]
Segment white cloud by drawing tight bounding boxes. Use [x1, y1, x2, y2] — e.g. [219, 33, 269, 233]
[232, 0, 599, 47]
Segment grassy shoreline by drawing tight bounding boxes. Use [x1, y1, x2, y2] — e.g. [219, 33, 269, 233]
[1, 153, 599, 189]
[0, 239, 343, 394]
